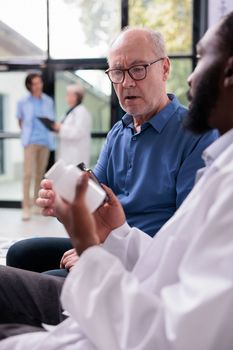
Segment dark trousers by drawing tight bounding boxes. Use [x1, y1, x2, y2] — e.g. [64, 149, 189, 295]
[6, 237, 73, 277]
[0, 265, 65, 340]
[0, 324, 46, 340]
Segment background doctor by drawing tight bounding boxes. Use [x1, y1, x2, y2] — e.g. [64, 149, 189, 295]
[53, 84, 92, 166]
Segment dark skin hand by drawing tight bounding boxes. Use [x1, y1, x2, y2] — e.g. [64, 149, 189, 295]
[48, 172, 126, 256]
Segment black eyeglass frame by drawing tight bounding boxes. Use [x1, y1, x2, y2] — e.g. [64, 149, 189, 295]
[105, 57, 166, 84]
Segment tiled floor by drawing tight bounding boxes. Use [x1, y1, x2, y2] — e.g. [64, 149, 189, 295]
[0, 208, 68, 264]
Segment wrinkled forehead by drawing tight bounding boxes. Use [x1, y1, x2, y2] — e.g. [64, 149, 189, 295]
[108, 30, 156, 65]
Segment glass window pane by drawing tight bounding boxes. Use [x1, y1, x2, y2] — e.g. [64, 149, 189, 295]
[167, 59, 192, 106]
[90, 138, 105, 168]
[0, 72, 28, 132]
[0, 138, 23, 201]
[55, 69, 110, 168]
[0, 72, 28, 201]
[0, 0, 47, 59]
[129, 0, 193, 55]
[55, 70, 111, 132]
[49, 0, 121, 58]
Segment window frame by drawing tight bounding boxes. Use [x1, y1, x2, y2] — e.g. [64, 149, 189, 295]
[0, 0, 207, 207]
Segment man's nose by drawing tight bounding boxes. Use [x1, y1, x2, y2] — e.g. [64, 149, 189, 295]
[122, 71, 136, 88]
[187, 71, 193, 86]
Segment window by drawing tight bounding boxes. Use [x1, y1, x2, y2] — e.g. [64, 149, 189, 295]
[167, 59, 192, 105]
[55, 70, 111, 166]
[0, 0, 47, 59]
[0, 94, 4, 174]
[0, 0, 198, 206]
[129, 0, 193, 105]
[0, 72, 27, 201]
[49, 0, 121, 58]
[55, 70, 111, 132]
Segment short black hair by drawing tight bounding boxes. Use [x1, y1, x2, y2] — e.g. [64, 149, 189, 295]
[25, 72, 42, 92]
[217, 11, 233, 56]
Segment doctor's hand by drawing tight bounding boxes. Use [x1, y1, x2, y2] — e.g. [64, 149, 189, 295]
[60, 172, 100, 255]
[93, 184, 126, 243]
[60, 172, 126, 255]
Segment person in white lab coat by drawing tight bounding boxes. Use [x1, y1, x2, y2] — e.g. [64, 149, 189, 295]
[1, 12, 233, 350]
[53, 84, 91, 166]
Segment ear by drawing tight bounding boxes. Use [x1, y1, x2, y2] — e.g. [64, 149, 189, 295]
[224, 56, 233, 87]
[162, 57, 170, 81]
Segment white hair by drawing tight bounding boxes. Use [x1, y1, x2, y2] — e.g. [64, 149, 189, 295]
[66, 84, 85, 103]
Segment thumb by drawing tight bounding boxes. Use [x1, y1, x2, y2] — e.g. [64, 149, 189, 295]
[41, 178, 53, 190]
[101, 184, 117, 204]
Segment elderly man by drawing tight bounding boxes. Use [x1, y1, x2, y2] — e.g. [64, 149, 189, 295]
[6, 27, 217, 276]
[0, 12, 233, 349]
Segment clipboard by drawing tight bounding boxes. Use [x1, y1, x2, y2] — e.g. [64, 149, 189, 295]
[37, 117, 55, 131]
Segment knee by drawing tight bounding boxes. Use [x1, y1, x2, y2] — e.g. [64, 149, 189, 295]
[6, 239, 33, 268]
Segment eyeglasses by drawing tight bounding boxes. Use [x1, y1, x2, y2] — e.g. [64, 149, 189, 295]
[105, 57, 165, 84]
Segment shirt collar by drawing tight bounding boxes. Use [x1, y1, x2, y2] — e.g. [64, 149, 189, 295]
[29, 93, 44, 101]
[122, 93, 180, 133]
[202, 128, 233, 167]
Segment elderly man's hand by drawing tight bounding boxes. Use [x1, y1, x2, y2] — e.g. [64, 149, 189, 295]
[36, 179, 57, 216]
[60, 248, 79, 271]
[36, 179, 71, 225]
[37, 174, 126, 255]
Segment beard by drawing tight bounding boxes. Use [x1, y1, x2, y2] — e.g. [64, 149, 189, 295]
[184, 63, 222, 134]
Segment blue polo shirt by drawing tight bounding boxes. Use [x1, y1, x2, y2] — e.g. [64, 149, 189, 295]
[16, 93, 54, 149]
[94, 94, 218, 237]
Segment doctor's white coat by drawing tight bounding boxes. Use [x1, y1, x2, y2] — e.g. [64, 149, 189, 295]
[1, 130, 233, 349]
[57, 104, 91, 166]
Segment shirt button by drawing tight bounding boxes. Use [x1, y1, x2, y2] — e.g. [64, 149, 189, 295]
[132, 137, 136, 141]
